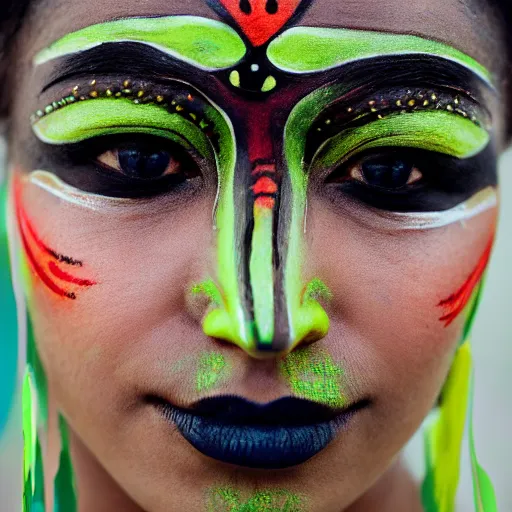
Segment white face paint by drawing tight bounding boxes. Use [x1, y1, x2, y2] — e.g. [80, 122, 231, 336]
[29, 170, 143, 211]
[336, 186, 498, 231]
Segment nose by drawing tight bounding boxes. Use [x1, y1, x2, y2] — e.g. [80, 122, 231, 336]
[192, 106, 330, 358]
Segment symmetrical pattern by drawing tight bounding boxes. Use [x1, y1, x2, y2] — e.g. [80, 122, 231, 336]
[0, 1, 500, 511]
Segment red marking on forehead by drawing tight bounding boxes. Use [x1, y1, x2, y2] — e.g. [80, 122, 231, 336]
[217, 0, 303, 46]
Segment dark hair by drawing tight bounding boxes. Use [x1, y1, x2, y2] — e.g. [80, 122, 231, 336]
[0, 0, 511, 137]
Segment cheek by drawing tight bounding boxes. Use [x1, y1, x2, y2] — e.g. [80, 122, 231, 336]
[305, 197, 496, 409]
[14, 170, 214, 412]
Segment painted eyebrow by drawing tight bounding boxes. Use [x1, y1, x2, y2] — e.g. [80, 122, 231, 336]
[40, 43, 212, 94]
[34, 16, 246, 71]
[41, 43, 487, 97]
[268, 26, 493, 87]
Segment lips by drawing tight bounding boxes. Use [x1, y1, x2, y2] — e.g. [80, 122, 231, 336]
[149, 395, 367, 469]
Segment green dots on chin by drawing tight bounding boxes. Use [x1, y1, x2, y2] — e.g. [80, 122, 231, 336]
[206, 487, 305, 512]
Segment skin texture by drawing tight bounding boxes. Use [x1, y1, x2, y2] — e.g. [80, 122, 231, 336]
[1, 0, 508, 511]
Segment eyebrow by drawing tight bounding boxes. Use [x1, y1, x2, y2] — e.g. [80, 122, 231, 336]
[267, 26, 493, 85]
[41, 41, 491, 104]
[34, 16, 246, 70]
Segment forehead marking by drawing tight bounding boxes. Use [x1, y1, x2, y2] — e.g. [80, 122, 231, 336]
[211, 0, 305, 46]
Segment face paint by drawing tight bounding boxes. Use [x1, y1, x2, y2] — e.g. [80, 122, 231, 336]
[267, 26, 491, 83]
[31, 10, 495, 356]
[14, 177, 96, 300]
[279, 346, 347, 408]
[208, 0, 307, 47]
[206, 486, 305, 512]
[196, 352, 230, 392]
[438, 237, 494, 327]
[351, 187, 498, 232]
[28, 171, 131, 211]
[34, 16, 246, 69]
[16, 5, 500, 510]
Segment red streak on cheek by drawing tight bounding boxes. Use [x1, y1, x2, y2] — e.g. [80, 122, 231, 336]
[438, 237, 494, 327]
[18, 213, 75, 299]
[14, 178, 96, 300]
[48, 261, 96, 287]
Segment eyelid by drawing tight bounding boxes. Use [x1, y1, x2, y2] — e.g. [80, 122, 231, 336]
[311, 110, 490, 173]
[32, 97, 215, 160]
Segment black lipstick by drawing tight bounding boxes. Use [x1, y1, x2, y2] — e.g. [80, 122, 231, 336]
[150, 395, 366, 469]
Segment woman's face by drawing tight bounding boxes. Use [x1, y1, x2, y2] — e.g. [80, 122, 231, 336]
[7, 0, 505, 510]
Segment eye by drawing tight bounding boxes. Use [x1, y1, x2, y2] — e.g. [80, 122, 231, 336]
[348, 154, 423, 190]
[97, 143, 199, 181]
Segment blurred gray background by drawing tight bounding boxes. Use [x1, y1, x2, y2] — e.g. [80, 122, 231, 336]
[0, 141, 510, 510]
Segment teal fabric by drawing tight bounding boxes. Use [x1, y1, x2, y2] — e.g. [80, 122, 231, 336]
[0, 184, 18, 435]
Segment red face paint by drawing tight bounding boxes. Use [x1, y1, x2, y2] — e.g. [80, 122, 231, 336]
[438, 237, 494, 326]
[15, 179, 96, 300]
[216, 0, 303, 47]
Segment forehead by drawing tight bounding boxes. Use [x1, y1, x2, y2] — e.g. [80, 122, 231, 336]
[26, 0, 496, 68]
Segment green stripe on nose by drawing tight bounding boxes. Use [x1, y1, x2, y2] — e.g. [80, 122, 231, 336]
[250, 199, 275, 346]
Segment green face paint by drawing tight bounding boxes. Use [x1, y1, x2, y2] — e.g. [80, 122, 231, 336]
[33, 98, 213, 159]
[191, 280, 223, 308]
[207, 487, 305, 512]
[302, 278, 333, 304]
[267, 27, 491, 83]
[314, 111, 490, 169]
[279, 347, 347, 408]
[35, 16, 246, 70]
[196, 352, 230, 393]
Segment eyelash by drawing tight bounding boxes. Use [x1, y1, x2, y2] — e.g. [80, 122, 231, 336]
[32, 78, 220, 149]
[38, 133, 208, 199]
[32, 80, 494, 211]
[322, 145, 497, 213]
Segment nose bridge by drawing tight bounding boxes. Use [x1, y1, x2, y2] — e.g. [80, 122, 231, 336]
[200, 102, 330, 357]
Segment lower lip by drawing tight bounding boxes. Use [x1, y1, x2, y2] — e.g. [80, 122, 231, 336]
[155, 405, 357, 469]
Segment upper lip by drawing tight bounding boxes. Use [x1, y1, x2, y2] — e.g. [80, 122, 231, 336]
[179, 395, 348, 425]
